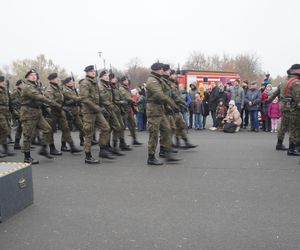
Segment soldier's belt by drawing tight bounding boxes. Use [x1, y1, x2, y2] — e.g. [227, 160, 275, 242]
[21, 104, 40, 109]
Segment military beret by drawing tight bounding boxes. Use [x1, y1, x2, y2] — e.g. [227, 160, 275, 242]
[99, 70, 108, 78]
[0, 76, 5, 82]
[170, 70, 176, 75]
[290, 64, 300, 70]
[48, 73, 58, 81]
[120, 76, 128, 82]
[16, 79, 25, 86]
[151, 62, 164, 71]
[25, 69, 36, 78]
[84, 65, 94, 72]
[109, 73, 115, 80]
[163, 64, 170, 71]
[62, 77, 72, 84]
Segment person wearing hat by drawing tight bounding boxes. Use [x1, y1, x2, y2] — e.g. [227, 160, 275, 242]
[241, 80, 249, 128]
[20, 69, 62, 164]
[109, 74, 131, 151]
[0, 76, 15, 158]
[44, 73, 82, 155]
[98, 71, 123, 156]
[10, 79, 26, 149]
[188, 82, 198, 129]
[79, 65, 113, 164]
[244, 81, 261, 132]
[222, 100, 242, 132]
[119, 76, 143, 146]
[145, 62, 181, 165]
[61, 76, 85, 148]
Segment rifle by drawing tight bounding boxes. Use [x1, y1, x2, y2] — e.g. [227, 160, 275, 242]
[95, 64, 99, 84]
[6, 79, 13, 113]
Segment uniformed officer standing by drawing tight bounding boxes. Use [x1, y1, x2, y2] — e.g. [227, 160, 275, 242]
[79, 65, 113, 164]
[119, 77, 142, 146]
[11, 80, 26, 150]
[0, 76, 14, 158]
[99, 71, 123, 156]
[61, 77, 85, 150]
[45, 73, 82, 155]
[145, 63, 180, 165]
[20, 70, 61, 164]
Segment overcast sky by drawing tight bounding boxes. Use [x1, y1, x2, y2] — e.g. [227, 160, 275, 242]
[1, 0, 299, 77]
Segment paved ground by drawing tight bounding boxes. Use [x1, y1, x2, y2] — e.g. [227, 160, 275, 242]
[0, 127, 299, 250]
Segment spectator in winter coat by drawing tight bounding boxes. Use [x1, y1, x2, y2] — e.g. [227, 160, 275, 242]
[228, 79, 245, 113]
[216, 99, 228, 130]
[179, 85, 190, 128]
[241, 80, 249, 128]
[193, 94, 204, 130]
[136, 91, 146, 131]
[217, 83, 229, 107]
[245, 81, 261, 132]
[208, 82, 219, 130]
[200, 87, 210, 129]
[188, 83, 198, 129]
[267, 97, 281, 133]
[261, 84, 273, 132]
[223, 100, 242, 132]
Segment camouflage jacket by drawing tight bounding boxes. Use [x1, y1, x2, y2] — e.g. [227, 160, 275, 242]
[145, 71, 175, 117]
[0, 86, 9, 114]
[11, 88, 22, 117]
[79, 77, 100, 114]
[45, 83, 64, 114]
[62, 85, 81, 108]
[119, 83, 134, 110]
[99, 80, 115, 111]
[286, 75, 300, 110]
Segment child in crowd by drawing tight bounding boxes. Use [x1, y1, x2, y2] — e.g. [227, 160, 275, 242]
[267, 97, 281, 133]
[193, 94, 204, 130]
[216, 99, 227, 130]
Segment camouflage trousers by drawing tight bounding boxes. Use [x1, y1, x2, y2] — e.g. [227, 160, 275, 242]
[62, 112, 84, 142]
[46, 111, 73, 145]
[277, 111, 290, 142]
[174, 112, 188, 140]
[147, 114, 171, 155]
[289, 109, 300, 144]
[107, 109, 124, 142]
[21, 115, 52, 152]
[160, 114, 176, 149]
[0, 112, 10, 144]
[82, 112, 110, 152]
[121, 107, 137, 140]
[15, 120, 23, 140]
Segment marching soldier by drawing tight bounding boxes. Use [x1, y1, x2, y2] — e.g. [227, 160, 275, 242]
[145, 63, 180, 165]
[11, 80, 26, 149]
[79, 65, 114, 164]
[61, 77, 85, 149]
[119, 76, 143, 146]
[20, 69, 61, 164]
[99, 71, 123, 156]
[0, 76, 14, 158]
[45, 73, 81, 155]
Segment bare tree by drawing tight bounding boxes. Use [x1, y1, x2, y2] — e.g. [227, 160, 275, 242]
[125, 57, 149, 88]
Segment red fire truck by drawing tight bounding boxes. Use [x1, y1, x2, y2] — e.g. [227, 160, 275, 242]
[177, 70, 240, 90]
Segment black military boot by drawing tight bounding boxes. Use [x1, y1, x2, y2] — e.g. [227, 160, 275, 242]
[133, 138, 143, 145]
[147, 154, 163, 166]
[165, 151, 182, 162]
[69, 142, 82, 153]
[85, 152, 100, 164]
[61, 141, 70, 152]
[287, 143, 300, 156]
[276, 139, 288, 151]
[159, 147, 168, 158]
[92, 134, 98, 145]
[99, 146, 116, 159]
[14, 138, 21, 150]
[111, 141, 125, 156]
[2, 144, 15, 156]
[120, 138, 132, 151]
[39, 145, 54, 159]
[32, 136, 42, 146]
[50, 144, 62, 156]
[181, 138, 198, 149]
[24, 152, 39, 165]
[80, 136, 84, 146]
[0, 151, 6, 158]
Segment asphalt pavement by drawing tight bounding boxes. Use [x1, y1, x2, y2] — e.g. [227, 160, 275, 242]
[0, 127, 299, 250]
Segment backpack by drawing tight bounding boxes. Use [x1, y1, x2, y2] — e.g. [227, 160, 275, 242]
[223, 122, 237, 133]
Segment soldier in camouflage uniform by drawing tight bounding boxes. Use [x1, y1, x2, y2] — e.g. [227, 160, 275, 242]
[119, 77, 142, 146]
[11, 80, 26, 150]
[109, 74, 132, 151]
[20, 69, 61, 164]
[145, 63, 181, 165]
[61, 77, 84, 150]
[79, 65, 114, 164]
[45, 73, 81, 155]
[99, 71, 123, 156]
[0, 76, 14, 158]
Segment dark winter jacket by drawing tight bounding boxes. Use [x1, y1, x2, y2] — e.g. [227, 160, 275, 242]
[244, 88, 261, 111]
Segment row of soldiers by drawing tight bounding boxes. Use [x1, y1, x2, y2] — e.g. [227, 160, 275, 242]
[0, 63, 197, 165]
